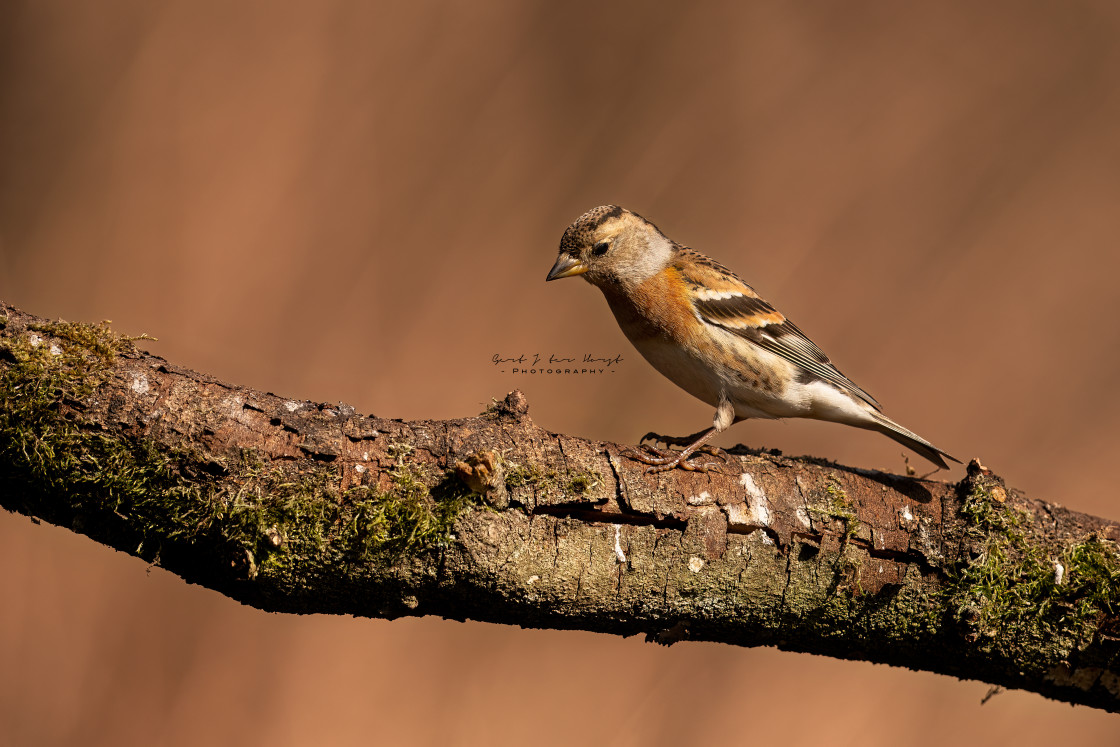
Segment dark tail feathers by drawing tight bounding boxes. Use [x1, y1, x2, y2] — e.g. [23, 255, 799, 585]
[868, 414, 960, 470]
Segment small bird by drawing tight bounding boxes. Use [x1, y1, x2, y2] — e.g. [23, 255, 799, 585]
[546, 205, 959, 473]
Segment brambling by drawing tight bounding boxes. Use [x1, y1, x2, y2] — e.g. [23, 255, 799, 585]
[546, 205, 959, 473]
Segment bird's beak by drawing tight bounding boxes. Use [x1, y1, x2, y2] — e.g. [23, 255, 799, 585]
[546, 254, 589, 281]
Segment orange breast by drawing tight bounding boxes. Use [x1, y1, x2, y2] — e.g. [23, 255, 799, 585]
[610, 267, 705, 347]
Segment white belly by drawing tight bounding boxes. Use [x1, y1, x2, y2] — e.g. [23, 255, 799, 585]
[628, 331, 812, 421]
[631, 337, 726, 408]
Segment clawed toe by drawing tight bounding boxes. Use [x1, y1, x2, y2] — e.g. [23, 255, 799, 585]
[624, 425, 728, 474]
[621, 444, 672, 464]
[621, 445, 723, 474]
[696, 444, 728, 461]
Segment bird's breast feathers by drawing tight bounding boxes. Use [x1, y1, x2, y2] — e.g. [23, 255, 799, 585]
[603, 264, 806, 417]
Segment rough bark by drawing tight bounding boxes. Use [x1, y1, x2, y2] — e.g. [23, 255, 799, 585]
[1, 300, 1118, 712]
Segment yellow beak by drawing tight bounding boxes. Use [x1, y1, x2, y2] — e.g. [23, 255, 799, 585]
[545, 254, 589, 281]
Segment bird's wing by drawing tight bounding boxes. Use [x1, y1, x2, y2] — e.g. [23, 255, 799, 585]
[675, 249, 881, 410]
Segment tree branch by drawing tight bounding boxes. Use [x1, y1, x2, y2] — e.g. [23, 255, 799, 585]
[1, 300, 1118, 711]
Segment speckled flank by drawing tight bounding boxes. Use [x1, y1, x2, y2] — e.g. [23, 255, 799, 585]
[729, 357, 778, 393]
[702, 328, 779, 394]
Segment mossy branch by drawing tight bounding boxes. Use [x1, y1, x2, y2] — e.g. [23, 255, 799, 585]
[1, 301, 1119, 712]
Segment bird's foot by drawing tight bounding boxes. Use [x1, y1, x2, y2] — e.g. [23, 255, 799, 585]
[621, 443, 725, 474]
[639, 431, 728, 460]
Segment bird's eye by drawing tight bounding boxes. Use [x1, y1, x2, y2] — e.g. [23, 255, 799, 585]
[592, 241, 610, 257]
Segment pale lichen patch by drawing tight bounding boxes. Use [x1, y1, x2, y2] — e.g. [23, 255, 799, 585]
[613, 524, 627, 564]
[724, 500, 771, 529]
[899, 504, 918, 531]
[687, 491, 713, 506]
[130, 373, 149, 394]
[724, 503, 749, 526]
[688, 556, 704, 573]
[739, 472, 766, 502]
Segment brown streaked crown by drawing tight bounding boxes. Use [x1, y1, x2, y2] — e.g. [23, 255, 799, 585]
[558, 205, 624, 256]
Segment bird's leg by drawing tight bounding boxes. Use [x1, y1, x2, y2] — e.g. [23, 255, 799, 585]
[623, 427, 726, 473]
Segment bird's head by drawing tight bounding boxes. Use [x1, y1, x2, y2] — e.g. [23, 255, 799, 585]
[546, 205, 673, 290]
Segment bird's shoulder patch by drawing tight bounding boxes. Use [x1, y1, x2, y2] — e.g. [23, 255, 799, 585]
[674, 249, 753, 295]
[674, 250, 786, 329]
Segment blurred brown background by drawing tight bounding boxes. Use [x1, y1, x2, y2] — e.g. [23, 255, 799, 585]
[2, 0, 1119, 743]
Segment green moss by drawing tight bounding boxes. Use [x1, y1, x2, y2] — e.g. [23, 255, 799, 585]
[808, 475, 860, 541]
[479, 398, 503, 420]
[0, 320, 142, 499]
[565, 469, 601, 496]
[504, 460, 600, 499]
[797, 476, 864, 594]
[0, 319, 477, 583]
[1059, 537, 1120, 619]
[338, 450, 476, 563]
[959, 481, 1028, 536]
[947, 477, 1120, 647]
[504, 462, 556, 490]
[163, 448, 478, 580]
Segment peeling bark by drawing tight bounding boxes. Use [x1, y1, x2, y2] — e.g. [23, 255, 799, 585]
[1, 301, 1118, 712]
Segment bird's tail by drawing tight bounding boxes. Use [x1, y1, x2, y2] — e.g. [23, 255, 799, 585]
[866, 413, 960, 470]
